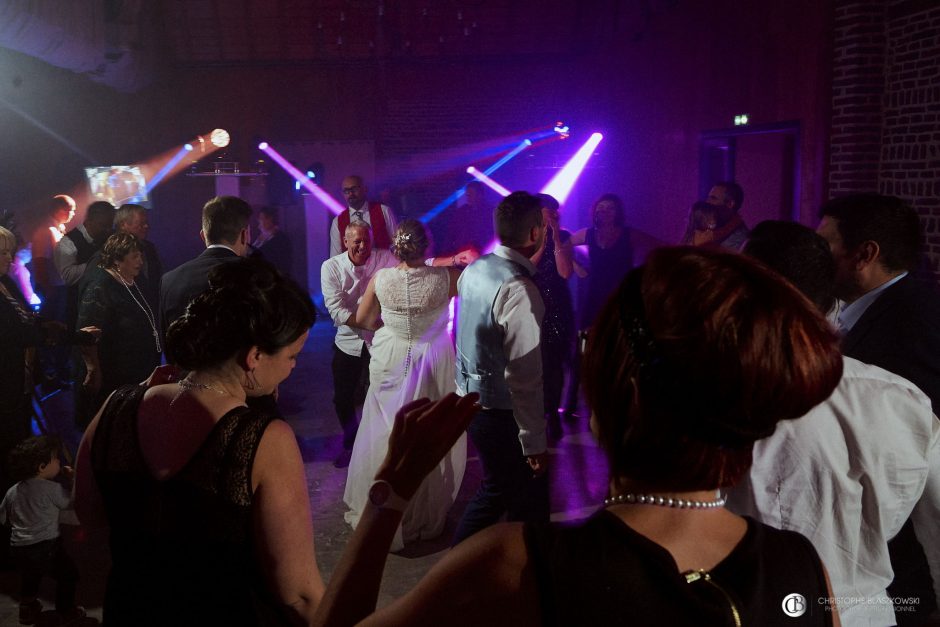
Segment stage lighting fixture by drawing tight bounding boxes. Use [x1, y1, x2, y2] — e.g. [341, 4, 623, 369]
[210, 129, 231, 148]
[553, 121, 570, 139]
[184, 143, 194, 152]
[258, 141, 269, 150]
[540, 132, 604, 204]
[734, 114, 749, 126]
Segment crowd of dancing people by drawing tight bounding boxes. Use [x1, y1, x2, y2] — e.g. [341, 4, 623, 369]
[0, 176, 938, 626]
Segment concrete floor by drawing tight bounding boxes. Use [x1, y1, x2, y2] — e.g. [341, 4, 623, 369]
[0, 322, 607, 625]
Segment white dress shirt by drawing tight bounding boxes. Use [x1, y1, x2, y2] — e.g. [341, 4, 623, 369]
[320, 248, 397, 357]
[53, 224, 95, 286]
[728, 356, 940, 626]
[329, 204, 398, 258]
[461, 245, 546, 455]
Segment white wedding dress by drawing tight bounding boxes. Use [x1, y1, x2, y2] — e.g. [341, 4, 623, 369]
[343, 265, 467, 551]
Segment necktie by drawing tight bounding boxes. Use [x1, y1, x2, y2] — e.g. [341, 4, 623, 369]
[353, 210, 364, 221]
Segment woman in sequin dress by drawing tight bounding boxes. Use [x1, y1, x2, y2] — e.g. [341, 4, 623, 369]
[531, 194, 575, 440]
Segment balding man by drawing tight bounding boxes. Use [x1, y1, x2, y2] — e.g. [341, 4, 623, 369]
[328, 175, 398, 257]
[321, 222, 397, 466]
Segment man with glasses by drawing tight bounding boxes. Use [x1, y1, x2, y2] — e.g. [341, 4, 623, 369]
[329, 175, 398, 257]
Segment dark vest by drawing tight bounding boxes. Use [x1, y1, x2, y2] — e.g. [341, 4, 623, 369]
[65, 228, 99, 266]
[456, 253, 530, 409]
[64, 228, 101, 330]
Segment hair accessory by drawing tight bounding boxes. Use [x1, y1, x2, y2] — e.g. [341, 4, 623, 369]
[615, 269, 766, 449]
[393, 232, 412, 247]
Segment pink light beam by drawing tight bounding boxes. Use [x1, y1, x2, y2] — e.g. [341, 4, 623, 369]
[259, 142, 346, 215]
[466, 166, 511, 197]
[539, 132, 604, 204]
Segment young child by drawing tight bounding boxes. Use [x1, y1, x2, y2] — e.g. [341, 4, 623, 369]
[0, 436, 90, 625]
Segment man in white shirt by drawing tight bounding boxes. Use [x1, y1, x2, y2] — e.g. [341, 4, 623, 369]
[817, 194, 940, 624]
[731, 220, 940, 626]
[328, 176, 398, 258]
[322, 222, 398, 467]
[452, 191, 548, 544]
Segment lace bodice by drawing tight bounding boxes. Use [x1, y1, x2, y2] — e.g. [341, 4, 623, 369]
[375, 266, 451, 340]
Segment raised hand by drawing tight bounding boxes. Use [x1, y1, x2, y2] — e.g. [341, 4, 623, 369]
[376, 393, 480, 499]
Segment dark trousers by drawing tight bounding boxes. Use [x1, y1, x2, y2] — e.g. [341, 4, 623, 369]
[331, 344, 370, 450]
[542, 337, 569, 419]
[10, 538, 78, 611]
[453, 408, 550, 545]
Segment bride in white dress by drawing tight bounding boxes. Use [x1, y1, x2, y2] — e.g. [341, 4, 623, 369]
[343, 219, 467, 551]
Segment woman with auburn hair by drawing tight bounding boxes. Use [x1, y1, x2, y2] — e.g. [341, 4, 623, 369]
[313, 246, 844, 627]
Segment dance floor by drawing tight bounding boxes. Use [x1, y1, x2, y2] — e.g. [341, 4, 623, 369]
[0, 321, 607, 624]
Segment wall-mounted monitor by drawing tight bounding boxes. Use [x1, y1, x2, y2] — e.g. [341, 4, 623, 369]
[85, 165, 150, 207]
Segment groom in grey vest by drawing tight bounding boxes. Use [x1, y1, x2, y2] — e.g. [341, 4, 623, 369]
[453, 191, 549, 544]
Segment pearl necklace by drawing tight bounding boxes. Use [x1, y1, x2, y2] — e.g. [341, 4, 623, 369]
[604, 491, 726, 510]
[112, 269, 161, 353]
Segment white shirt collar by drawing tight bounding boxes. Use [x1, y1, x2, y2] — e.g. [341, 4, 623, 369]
[494, 245, 536, 275]
[206, 244, 239, 255]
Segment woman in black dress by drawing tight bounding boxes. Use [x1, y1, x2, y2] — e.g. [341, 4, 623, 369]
[530, 194, 575, 440]
[76, 232, 162, 426]
[313, 247, 845, 627]
[565, 194, 660, 418]
[74, 259, 325, 625]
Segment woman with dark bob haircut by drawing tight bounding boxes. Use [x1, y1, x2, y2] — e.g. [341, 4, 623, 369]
[311, 246, 844, 627]
[77, 232, 161, 426]
[74, 258, 326, 625]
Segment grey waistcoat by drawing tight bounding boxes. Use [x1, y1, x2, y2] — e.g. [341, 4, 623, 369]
[456, 253, 529, 409]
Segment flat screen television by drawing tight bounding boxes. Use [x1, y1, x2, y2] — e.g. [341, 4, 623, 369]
[84, 165, 150, 207]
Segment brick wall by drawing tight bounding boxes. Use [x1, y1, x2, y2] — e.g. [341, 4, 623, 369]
[830, 0, 940, 273]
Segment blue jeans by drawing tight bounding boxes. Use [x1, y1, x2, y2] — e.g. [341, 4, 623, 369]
[453, 408, 549, 545]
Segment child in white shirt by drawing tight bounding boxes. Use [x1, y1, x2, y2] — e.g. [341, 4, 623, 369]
[0, 436, 90, 625]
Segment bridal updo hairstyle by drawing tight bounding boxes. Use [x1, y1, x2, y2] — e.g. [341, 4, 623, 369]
[391, 219, 430, 263]
[99, 232, 142, 269]
[167, 258, 316, 372]
[583, 246, 842, 492]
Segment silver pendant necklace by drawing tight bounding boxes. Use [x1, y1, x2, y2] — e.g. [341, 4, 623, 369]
[113, 269, 161, 353]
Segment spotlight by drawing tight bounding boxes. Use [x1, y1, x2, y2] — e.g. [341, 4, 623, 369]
[540, 132, 605, 204]
[184, 143, 194, 152]
[524, 139, 533, 146]
[210, 129, 231, 148]
[258, 141, 269, 150]
[466, 166, 511, 197]
[553, 121, 570, 139]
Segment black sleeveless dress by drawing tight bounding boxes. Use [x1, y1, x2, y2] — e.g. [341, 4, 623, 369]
[91, 385, 288, 626]
[581, 227, 634, 329]
[524, 511, 833, 627]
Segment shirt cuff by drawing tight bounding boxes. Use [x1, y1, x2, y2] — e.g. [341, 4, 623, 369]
[518, 426, 547, 456]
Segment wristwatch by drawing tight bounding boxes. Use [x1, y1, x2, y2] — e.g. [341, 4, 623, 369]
[367, 479, 409, 512]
